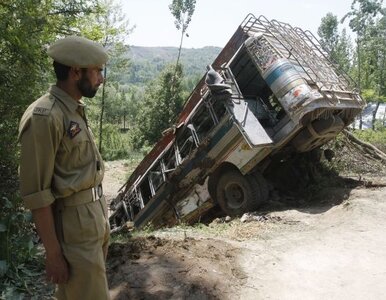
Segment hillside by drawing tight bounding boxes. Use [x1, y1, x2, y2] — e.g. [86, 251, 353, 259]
[118, 45, 222, 85]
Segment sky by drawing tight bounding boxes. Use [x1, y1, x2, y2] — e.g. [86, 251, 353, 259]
[121, 0, 355, 48]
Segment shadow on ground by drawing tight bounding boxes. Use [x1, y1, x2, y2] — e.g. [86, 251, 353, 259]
[106, 236, 245, 300]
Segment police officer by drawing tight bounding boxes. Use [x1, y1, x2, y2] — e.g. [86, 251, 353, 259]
[19, 36, 110, 299]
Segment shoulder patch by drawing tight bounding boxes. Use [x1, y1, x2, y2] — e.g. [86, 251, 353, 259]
[32, 94, 55, 116]
[33, 107, 51, 115]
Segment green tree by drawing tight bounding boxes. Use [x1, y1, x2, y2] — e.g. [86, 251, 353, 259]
[0, 0, 103, 196]
[131, 64, 184, 149]
[359, 11, 386, 129]
[318, 13, 353, 72]
[169, 0, 196, 80]
[342, 0, 384, 128]
[77, 0, 133, 153]
[0, 0, 103, 295]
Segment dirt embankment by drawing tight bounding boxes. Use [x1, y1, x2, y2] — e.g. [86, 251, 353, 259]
[104, 162, 386, 300]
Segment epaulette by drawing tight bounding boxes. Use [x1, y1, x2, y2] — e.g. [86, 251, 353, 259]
[32, 94, 55, 116]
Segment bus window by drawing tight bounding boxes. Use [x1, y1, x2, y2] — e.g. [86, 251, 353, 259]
[191, 104, 215, 142]
[129, 191, 142, 218]
[176, 128, 196, 162]
[139, 177, 152, 205]
[149, 163, 164, 194]
[163, 146, 177, 174]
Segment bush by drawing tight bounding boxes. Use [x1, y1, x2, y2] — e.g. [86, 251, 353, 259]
[0, 195, 40, 298]
[96, 123, 133, 161]
[322, 130, 386, 175]
[352, 127, 386, 153]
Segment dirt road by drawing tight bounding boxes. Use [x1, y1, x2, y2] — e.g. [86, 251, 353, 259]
[104, 161, 386, 300]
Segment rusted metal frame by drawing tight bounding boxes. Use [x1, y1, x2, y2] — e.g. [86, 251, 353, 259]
[244, 36, 282, 73]
[300, 29, 358, 92]
[255, 16, 329, 89]
[298, 29, 351, 92]
[291, 27, 345, 91]
[176, 128, 197, 164]
[122, 182, 143, 220]
[300, 29, 352, 88]
[160, 159, 167, 182]
[162, 144, 178, 174]
[240, 13, 260, 33]
[190, 105, 215, 142]
[137, 187, 145, 209]
[285, 28, 332, 87]
[204, 95, 220, 125]
[187, 124, 200, 146]
[268, 18, 322, 85]
[133, 117, 233, 228]
[148, 174, 157, 196]
[149, 167, 164, 197]
[246, 15, 319, 88]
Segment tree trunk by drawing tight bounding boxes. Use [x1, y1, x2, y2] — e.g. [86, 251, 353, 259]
[371, 102, 380, 130]
[98, 67, 107, 154]
[172, 18, 185, 95]
[343, 129, 386, 162]
[357, 38, 363, 130]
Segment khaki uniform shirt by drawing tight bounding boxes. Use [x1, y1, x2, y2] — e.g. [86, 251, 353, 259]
[19, 85, 104, 210]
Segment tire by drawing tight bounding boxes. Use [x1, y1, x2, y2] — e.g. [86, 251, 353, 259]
[215, 170, 261, 216]
[249, 171, 269, 203]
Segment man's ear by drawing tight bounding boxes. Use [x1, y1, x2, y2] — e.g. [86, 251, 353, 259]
[69, 67, 82, 80]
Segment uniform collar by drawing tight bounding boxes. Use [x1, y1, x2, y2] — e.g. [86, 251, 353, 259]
[49, 85, 86, 111]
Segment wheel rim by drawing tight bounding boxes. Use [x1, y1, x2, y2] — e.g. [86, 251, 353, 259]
[224, 182, 245, 209]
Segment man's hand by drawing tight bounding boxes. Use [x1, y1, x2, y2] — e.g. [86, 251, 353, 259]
[46, 251, 69, 284]
[32, 205, 69, 284]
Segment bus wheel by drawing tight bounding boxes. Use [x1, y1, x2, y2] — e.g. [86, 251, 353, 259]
[249, 171, 269, 203]
[216, 170, 260, 216]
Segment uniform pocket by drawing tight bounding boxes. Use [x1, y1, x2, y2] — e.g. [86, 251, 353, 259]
[62, 201, 106, 245]
[60, 131, 94, 169]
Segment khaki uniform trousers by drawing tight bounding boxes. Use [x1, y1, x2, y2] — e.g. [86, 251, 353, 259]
[54, 193, 110, 300]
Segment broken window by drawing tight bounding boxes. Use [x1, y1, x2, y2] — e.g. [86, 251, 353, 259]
[163, 145, 178, 176]
[191, 103, 216, 141]
[176, 128, 196, 163]
[128, 190, 142, 219]
[149, 163, 164, 194]
[139, 177, 152, 205]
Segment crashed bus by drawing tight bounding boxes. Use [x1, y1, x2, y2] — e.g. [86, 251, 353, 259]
[109, 14, 364, 230]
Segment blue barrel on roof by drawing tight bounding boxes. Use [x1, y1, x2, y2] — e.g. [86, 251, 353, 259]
[263, 58, 306, 98]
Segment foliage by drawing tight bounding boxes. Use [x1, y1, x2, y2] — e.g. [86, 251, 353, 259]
[169, 0, 196, 32]
[352, 127, 386, 151]
[0, 0, 108, 295]
[361, 89, 386, 104]
[323, 130, 386, 175]
[130, 64, 185, 149]
[124, 46, 220, 83]
[318, 13, 353, 73]
[120, 46, 221, 86]
[98, 123, 133, 161]
[76, 0, 134, 154]
[0, 195, 41, 298]
[341, 0, 385, 88]
[169, 0, 197, 89]
[338, 0, 386, 128]
[2, 0, 386, 296]
[342, 0, 384, 35]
